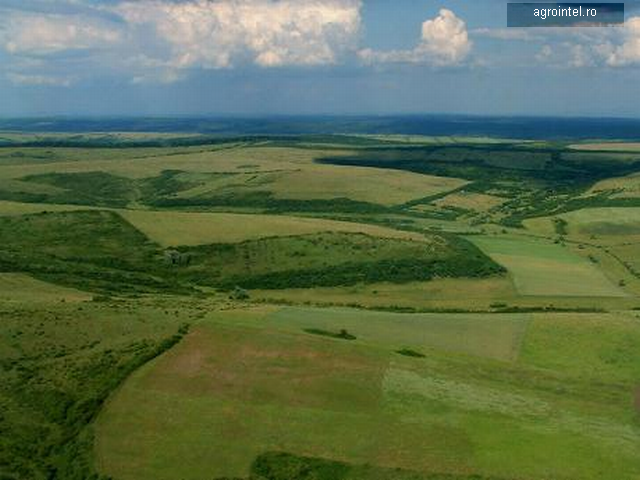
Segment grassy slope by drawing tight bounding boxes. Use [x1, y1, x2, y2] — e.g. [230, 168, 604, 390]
[118, 210, 425, 246]
[95, 307, 640, 480]
[0, 273, 91, 303]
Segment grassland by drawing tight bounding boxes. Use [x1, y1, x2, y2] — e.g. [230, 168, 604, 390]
[0, 200, 98, 216]
[570, 142, 640, 152]
[2, 134, 640, 480]
[551, 207, 640, 237]
[118, 210, 425, 246]
[0, 144, 466, 208]
[469, 235, 626, 297]
[0, 273, 91, 303]
[95, 307, 640, 480]
[254, 306, 529, 361]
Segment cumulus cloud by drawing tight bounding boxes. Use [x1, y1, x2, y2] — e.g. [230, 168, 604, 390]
[1, 13, 122, 55]
[604, 17, 640, 66]
[510, 18, 640, 69]
[359, 9, 471, 67]
[472, 28, 540, 41]
[115, 0, 362, 69]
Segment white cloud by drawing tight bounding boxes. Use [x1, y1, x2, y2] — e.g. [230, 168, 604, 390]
[115, 0, 362, 69]
[6, 73, 75, 87]
[535, 44, 553, 62]
[1, 13, 122, 55]
[358, 9, 471, 67]
[472, 28, 539, 41]
[604, 17, 640, 66]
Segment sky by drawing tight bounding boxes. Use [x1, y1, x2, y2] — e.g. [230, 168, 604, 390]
[1, 0, 640, 117]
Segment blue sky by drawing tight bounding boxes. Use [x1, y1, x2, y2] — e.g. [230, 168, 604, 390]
[1, 0, 639, 117]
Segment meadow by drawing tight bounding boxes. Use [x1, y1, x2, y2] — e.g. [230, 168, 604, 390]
[95, 308, 640, 480]
[1, 133, 639, 480]
[469, 235, 626, 297]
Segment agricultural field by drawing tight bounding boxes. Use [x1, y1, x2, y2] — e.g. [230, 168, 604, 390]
[95, 308, 640, 480]
[118, 210, 424, 246]
[469, 235, 626, 297]
[0, 273, 91, 303]
[1, 133, 640, 480]
[570, 142, 640, 152]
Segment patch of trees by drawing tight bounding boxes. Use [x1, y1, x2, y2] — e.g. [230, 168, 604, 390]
[303, 328, 356, 340]
[215, 451, 514, 480]
[220, 254, 505, 290]
[1, 323, 190, 480]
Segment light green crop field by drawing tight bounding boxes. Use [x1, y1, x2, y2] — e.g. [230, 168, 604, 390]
[570, 142, 640, 152]
[469, 236, 626, 297]
[0, 200, 98, 215]
[95, 308, 640, 480]
[520, 312, 640, 383]
[561, 207, 640, 236]
[0, 272, 91, 303]
[118, 210, 425, 246]
[238, 306, 530, 361]
[525, 207, 640, 238]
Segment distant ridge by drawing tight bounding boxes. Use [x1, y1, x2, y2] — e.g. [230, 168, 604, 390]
[2, 114, 640, 140]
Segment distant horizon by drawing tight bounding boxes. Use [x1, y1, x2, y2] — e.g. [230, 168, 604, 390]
[4, 114, 640, 140]
[3, 113, 640, 121]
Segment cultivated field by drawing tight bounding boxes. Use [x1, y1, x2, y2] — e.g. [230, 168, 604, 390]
[570, 142, 640, 152]
[2, 134, 640, 480]
[0, 272, 91, 303]
[470, 236, 626, 297]
[95, 308, 640, 480]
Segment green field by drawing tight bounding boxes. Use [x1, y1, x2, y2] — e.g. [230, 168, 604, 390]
[240, 306, 530, 361]
[0, 273, 91, 303]
[525, 207, 640, 238]
[2, 134, 640, 480]
[118, 210, 425, 246]
[94, 307, 640, 480]
[469, 236, 626, 297]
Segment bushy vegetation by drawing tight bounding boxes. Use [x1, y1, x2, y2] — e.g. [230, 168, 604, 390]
[303, 328, 356, 340]
[0, 211, 504, 296]
[0, 210, 185, 294]
[233, 451, 512, 480]
[396, 348, 426, 358]
[177, 232, 504, 290]
[0, 302, 191, 480]
[319, 145, 640, 224]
